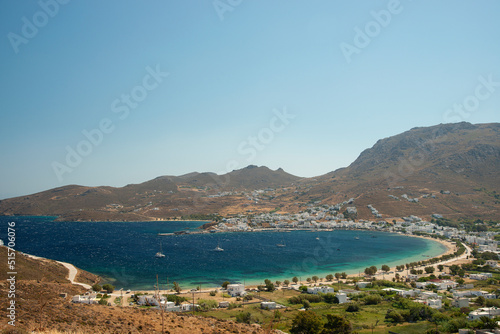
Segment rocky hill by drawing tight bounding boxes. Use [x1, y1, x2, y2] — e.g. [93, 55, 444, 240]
[0, 122, 498, 221]
[0, 246, 278, 333]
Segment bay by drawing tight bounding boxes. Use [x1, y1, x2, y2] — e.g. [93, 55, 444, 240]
[0, 216, 447, 290]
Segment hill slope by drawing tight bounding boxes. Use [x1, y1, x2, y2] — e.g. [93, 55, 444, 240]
[0, 122, 498, 221]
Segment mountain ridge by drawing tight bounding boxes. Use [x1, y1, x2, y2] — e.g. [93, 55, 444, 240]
[1, 122, 499, 221]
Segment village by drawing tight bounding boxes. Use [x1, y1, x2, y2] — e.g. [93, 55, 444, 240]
[68, 196, 500, 333]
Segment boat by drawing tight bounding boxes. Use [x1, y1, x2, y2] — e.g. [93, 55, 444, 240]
[155, 242, 166, 258]
[354, 236, 359, 240]
[214, 240, 224, 252]
[276, 235, 286, 247]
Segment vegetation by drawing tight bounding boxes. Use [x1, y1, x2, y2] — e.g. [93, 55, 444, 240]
[102, 284, 114, 293]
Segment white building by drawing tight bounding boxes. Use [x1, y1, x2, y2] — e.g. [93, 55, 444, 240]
[71, 294, 97, 304]
[356, 282, 370, 288]
[307, 286, 335, 295]
[452, 298, 469, 308]
[336, 293, 347, 304]
[227, 284, 246, 297]
[468, 307, 500, 320]
[261, 302, 277, 309]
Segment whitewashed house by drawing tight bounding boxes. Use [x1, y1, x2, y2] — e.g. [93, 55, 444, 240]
[452, 298, 469, 308]
[336, 293, 347, 304]
[72, 294, 97, 304]
[261, 302, 277, 309]
[468, 307, 500, 320]
[307, 286, 335, 295]
[227, 284, 246, 297]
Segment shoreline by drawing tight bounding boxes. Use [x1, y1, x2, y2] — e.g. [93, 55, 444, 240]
[113, 232, 466, 293]
[13, 229, 469, 294]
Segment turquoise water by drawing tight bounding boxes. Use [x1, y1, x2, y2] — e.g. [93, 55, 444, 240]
[0, 216, 447, 290]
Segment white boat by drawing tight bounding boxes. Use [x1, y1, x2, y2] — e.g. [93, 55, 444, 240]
[155, 242, 166, 258]
[214, 240, 224, 252]
[276, 234, 286, 247]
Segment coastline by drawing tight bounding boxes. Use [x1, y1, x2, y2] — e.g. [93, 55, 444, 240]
[13, 228, 469, 293]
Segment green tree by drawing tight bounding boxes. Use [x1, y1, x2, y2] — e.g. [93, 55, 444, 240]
[221, 281, 230, 289]
[381, 265, 390, 272]
[437, 264, 444, 271]
[312, 276, 319, 283]
[98, 298, 108, 306]
[92, 284, 102, 292]
[325, 274, 334, 281]
[425, 266, 435, 274]
[292, 276, 299, 284]
[284, 279, 290, 286]
[321, 314, 352, 334]
[235, 312, 252, 324]
[290, 311, 322, 334]
[476, 296, 486, 306]
[341, 272, 347, 279]
[274, 309, 282, 321]
[275, 280, 282, 287]
[306, 277, 312, 283]
[102, 284, 114, 293]
[173, 282, 181, 293]
[302, 300, 311, 309]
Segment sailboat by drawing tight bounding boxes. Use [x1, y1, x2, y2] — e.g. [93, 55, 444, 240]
[155, 241, 166, 258]
[276, 233, 286, 247]
[214, 239, 224, 252]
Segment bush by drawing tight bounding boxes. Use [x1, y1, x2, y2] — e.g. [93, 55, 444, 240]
[235, 312, 252, 324]
[166, 294, 188, 305]
[209, 290, 217, 296]
[322, 293, 339, 304]
[385, 309, 404, 323]
[364, 294, 382, 305]
[290, 311, 322, 334]
[98, 298, 108, 306]
[102, 284, 115, 293]
[346, 304, 359, 312]
[288, 294, 323, 304]
[92, 283, 101, 292]
[198, 299, 217, 311]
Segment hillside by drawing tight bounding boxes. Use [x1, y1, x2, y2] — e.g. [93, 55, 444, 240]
[0, 122, 499, 221]
[0, 246, 278, 333]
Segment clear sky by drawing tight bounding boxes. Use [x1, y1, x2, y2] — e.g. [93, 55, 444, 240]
[1, 0, 499, 199]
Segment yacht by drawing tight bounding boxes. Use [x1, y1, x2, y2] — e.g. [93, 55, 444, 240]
[155, 242, 166, 258]
[214, 240, 224, 252]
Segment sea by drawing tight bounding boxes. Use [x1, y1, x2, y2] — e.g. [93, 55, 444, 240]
[0, 216, 448, 290]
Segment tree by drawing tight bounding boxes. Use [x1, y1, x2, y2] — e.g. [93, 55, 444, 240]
[292, 277, 299, 284]
[274, 309, 282, 321]
[290, 311, 322, 334]
[302, 300, 311, 309]
[476, 296, 486, 306]
[306, 278, 312, 283]
[312, 276, 319, 283]
[275, 280, 282, 287]
[325, 274, 334, 281]
[456, 277, 465, 285]
[221, 281, 230, 289]
[173, 282, 181, 293]
[284, 279, 290, 286]
[321, 314, 353, 334]
[425, 266, 435, 274]
[437, 264, 444, 272]
[102, 284, 114, 293]
[381, 265, 390, 273]
[92, 284, 102, 292]
[235, 312, 252, 324]
[98, 298, 108, 306]
[341, 272, 347, 279]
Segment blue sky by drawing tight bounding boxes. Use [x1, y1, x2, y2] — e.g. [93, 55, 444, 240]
[1, 0, 499, 199]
